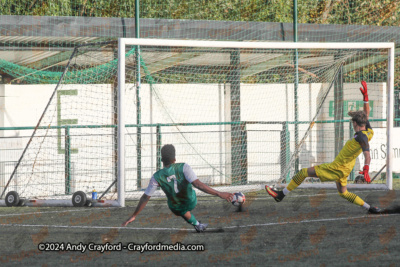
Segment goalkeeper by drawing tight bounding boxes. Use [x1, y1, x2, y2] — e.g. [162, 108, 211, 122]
[266, 81, 382, 214]
[122, 144, 234, 232]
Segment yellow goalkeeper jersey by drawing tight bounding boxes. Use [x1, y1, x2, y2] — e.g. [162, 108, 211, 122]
[331, 120, 373, 175]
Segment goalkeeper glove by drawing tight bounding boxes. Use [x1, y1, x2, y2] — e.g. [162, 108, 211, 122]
[360, 81, 368, 102]
[359, 165, 370, 183]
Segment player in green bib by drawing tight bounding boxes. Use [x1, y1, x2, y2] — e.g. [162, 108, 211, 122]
[122, 144, 234, 232]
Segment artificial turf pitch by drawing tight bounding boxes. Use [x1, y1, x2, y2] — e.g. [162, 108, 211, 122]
[0, 189, 399, 266]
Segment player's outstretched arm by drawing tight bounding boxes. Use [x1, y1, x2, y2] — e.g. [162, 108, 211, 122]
[121, 193, 151, 226]
[192, 179, 234, 202]
[360, 81, 370, 118]
[360, 150, 371, 183]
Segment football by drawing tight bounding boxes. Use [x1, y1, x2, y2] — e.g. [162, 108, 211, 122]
[231, 192, 246, 207]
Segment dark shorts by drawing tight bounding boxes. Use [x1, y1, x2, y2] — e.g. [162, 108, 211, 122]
[169, 198, 197, 216]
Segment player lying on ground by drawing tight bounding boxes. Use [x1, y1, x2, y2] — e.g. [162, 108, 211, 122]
[266, 81, 382, 214]
[122, 144, 234, 232]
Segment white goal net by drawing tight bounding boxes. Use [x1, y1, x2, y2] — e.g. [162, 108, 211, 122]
[2, 39, 394, 206]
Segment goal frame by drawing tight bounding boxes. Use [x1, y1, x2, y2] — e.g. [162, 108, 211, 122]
[118, 38, 395, 207]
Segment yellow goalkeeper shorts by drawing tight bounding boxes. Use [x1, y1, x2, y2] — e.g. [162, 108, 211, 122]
[314, 163, 349, 187]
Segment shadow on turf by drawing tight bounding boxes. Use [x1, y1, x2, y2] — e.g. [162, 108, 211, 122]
[192, 227, 243, 233]
[366, 205, 400, 215]
[381, 205, 400, 214]
[200, 228, 226, 233]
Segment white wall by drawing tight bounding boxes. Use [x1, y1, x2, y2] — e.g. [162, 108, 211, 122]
[1, 82, 398, 196]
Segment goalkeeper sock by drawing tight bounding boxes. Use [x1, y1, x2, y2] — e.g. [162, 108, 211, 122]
[338, 190, 366, 207]
[286, 168, 308, 192]
[282, 188, 290, 196]
[185, 214, 199, 226]
[363, 202, 371, 210]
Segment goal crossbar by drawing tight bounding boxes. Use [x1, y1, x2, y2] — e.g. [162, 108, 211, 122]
[120, 38, 395, 50]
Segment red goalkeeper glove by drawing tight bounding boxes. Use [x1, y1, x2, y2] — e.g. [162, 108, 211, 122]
[359, 165, 370, 183]
[360, 81, 368, 102]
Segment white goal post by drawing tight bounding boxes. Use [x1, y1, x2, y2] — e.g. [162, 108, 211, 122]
[117, 38, 394, 206]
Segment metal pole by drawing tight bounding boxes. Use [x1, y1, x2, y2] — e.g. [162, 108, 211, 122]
[293, 0, 299, 173]
[113, 48, 118, 195]
[334, 54, 344, 155]
[150, 75, 154, 174]
[156, 125, 161, 171]
[281, 122, 291, 183]
[349, 121, 355, 181]
[65, 126, 71, 194]
[387, 46, 395, 190]
[219, 84, 223, 184]
[135, 0, 142, 190]
[117, 38, 126, 207]
[116, 20, 126, 194]
[229, 49, 247, 185]
[293, 0, 298, 42]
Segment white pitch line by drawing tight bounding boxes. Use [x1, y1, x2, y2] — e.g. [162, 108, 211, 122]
[0, 224, 183, 231]
[221, 213, 400, 229]
[1, 213, 399, 231]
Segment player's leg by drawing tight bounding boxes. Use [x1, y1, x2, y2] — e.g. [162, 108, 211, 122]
[170, 197, 208, 232]
[285, 167, 317, 192]
[181, 211, 208, 232]
[266, 167, 317, 202]
[170, 208, 199, 225]
[181, 211, 198, 225]
[336, 182, 366, 207]
[336, 181, 382, 214]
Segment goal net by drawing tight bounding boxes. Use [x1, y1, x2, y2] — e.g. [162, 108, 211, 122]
[2, 39, 394, 206]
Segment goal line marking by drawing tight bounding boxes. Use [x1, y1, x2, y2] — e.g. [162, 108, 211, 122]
[1, 213, 398, 231]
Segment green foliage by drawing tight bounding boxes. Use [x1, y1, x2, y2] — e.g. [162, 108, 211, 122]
[1, 0, 399, 86]
[1, 0, 400, 27]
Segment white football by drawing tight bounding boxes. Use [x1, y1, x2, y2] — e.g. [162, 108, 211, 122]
[231, 192, 246, 207]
